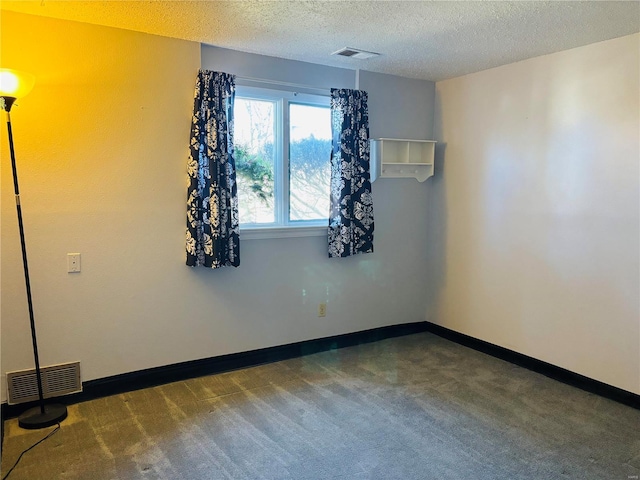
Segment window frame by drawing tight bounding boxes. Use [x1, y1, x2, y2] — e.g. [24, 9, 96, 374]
[234, 85, 331, 239]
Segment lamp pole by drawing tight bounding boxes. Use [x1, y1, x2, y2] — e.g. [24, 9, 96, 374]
[1, 71, 68, 429]
[5, 103, 48, 417]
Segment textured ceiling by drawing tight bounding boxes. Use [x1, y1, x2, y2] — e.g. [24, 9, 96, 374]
[2, 1, 639, 81]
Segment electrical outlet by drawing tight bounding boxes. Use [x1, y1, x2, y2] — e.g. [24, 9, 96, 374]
[67, 253, 81, 273]
[318, 303, 326, 317]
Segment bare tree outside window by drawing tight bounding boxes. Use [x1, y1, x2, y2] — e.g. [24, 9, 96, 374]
[289, 103, 331, 221]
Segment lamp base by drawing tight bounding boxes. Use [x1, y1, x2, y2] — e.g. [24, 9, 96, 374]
[18, 403, 67, 430]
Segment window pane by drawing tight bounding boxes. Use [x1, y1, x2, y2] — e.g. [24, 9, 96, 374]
[234, 98, 276, 224]
[289, 103, 331, 222]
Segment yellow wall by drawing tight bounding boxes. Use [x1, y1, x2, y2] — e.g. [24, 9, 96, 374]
[1, 11, 200, 399]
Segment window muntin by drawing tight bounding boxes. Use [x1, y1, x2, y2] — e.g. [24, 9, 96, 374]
[234, 86, 330, 229]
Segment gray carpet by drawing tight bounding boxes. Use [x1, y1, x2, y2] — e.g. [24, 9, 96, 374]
[2, 332, 639, 479]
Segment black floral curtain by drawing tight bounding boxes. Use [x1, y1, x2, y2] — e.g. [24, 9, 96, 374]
[186, 70, 240, 268]
[328, 88, 374, 258]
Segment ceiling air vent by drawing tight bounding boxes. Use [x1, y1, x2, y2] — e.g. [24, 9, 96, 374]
[331, 47, 380, 60]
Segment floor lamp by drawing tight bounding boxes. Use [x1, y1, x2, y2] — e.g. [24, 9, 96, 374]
[0, 69, 68, 429]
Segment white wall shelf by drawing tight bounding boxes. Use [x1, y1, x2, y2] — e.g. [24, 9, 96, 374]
[370, 138, 436, 182]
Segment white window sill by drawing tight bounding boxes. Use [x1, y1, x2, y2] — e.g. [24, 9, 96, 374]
[240, 225, 327, 240]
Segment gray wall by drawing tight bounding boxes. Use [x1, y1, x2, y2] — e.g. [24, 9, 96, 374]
[198, 45, 437, 350]
[202, 46, 435, 139]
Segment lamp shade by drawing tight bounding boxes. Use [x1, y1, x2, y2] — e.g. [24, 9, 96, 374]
[0, 68, 35, 99]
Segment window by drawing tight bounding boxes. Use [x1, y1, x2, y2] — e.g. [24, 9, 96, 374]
[234, 86, 331, 235]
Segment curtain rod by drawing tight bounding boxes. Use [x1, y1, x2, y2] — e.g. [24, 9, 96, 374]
[235, 73, 362, 93]
[235, 75, 331, 94]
